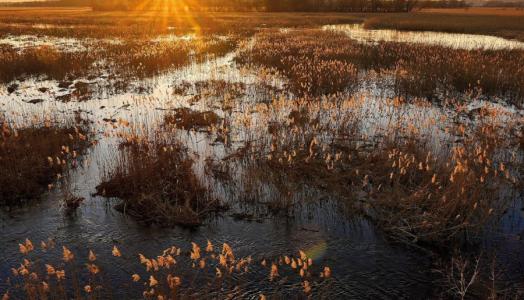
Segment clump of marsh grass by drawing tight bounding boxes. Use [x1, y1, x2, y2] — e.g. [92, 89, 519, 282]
[0, 37, 238, 84]
[237, 29, 359, 97]
[0, 44, 95, 83]
[225, 94, 521, 247]
[164, 107, 222, 131]
[193, 36, 240, 61]
[97, 37, 238, 79]
[96, 134, 222, 227]
[363, 13, 524, 41]
[238, 29, 524, 105]
[0, 119, 90, 206]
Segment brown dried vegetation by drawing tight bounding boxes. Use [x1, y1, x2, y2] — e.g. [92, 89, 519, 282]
[0, 120, 89, 206]
[238, 29, 524, 104]
[96, 136, 222, 227]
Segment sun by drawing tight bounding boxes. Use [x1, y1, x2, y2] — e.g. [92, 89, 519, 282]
[129, 0, 203, 35]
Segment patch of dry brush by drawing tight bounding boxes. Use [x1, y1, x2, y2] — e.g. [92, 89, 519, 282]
[96, 134, 222, 227]
[0, 37, 238, 83]
[230, 95, 522, 246]
[0, 120, 89, 206]
[237, 29, 524, 105]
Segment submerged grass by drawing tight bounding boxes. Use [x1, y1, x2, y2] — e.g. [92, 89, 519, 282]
[164, 108, 221, 131]
[3, 238, 332, 299]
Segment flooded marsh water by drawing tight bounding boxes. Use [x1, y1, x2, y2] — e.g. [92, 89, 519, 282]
[325, 24, 524, 50]
[1, 24, 524, 299]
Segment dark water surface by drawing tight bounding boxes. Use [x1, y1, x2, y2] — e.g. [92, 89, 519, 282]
[1, 28, 523, 298]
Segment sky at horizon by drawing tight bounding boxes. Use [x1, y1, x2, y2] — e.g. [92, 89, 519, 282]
[0, 0, 48, 2]
[1, 0, 524, 3]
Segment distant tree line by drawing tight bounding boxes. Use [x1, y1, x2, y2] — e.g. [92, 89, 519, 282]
[416, 0, 468, 8]
[481, 0, 524, 7]
[0, 0, 88, 7]
[262, 0, 420, 12]
[91, 0, 132, 11]
[89, 0, 421, 12]
[2, 0, 476, 11]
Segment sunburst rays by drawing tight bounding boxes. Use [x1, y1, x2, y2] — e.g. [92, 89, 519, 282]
[128, 0, 203, 36]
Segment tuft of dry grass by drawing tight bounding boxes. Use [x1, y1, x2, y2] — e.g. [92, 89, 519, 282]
[0, 45, 95, 82]
[164, 108, 221, 131]
[238, 29, 524, 104]
[96, 136, 222, 227]
[0, 120, 89, 206]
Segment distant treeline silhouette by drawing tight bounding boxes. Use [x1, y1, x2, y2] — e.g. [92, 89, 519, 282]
[481, 0, 524, 7]
[90, 0, 427, 12]
[1, 0, 474, 11]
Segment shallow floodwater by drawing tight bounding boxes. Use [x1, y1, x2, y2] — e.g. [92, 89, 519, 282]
[0, 35, 88, 51]
[0, 54, 436, 298]
[324, 24, 524, 50]
[0, 28, 523, 298]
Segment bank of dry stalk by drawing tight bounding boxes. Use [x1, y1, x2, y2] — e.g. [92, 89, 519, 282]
[0, 36, 237, 83]
[218, 92, 522, 246]
[96, 126, 223, 227]
[0, 118, 90, 206]
[237, 29, 524, 105]
[0, 10, 366, 38]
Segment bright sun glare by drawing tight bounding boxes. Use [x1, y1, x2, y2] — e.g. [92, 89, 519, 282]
[130, 0, 202, 34]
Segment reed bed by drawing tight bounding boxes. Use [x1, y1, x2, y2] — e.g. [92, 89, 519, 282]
[1, 10, 523, 298]
[96, 127, 223, 227]
[0, 37, 237, 83]
[0, 10, 367, 38]
[237, 29, 524, 104]
[0, 118, 90, 206]
[219, 92, 522, 246]
[0, 45, 95, 83]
